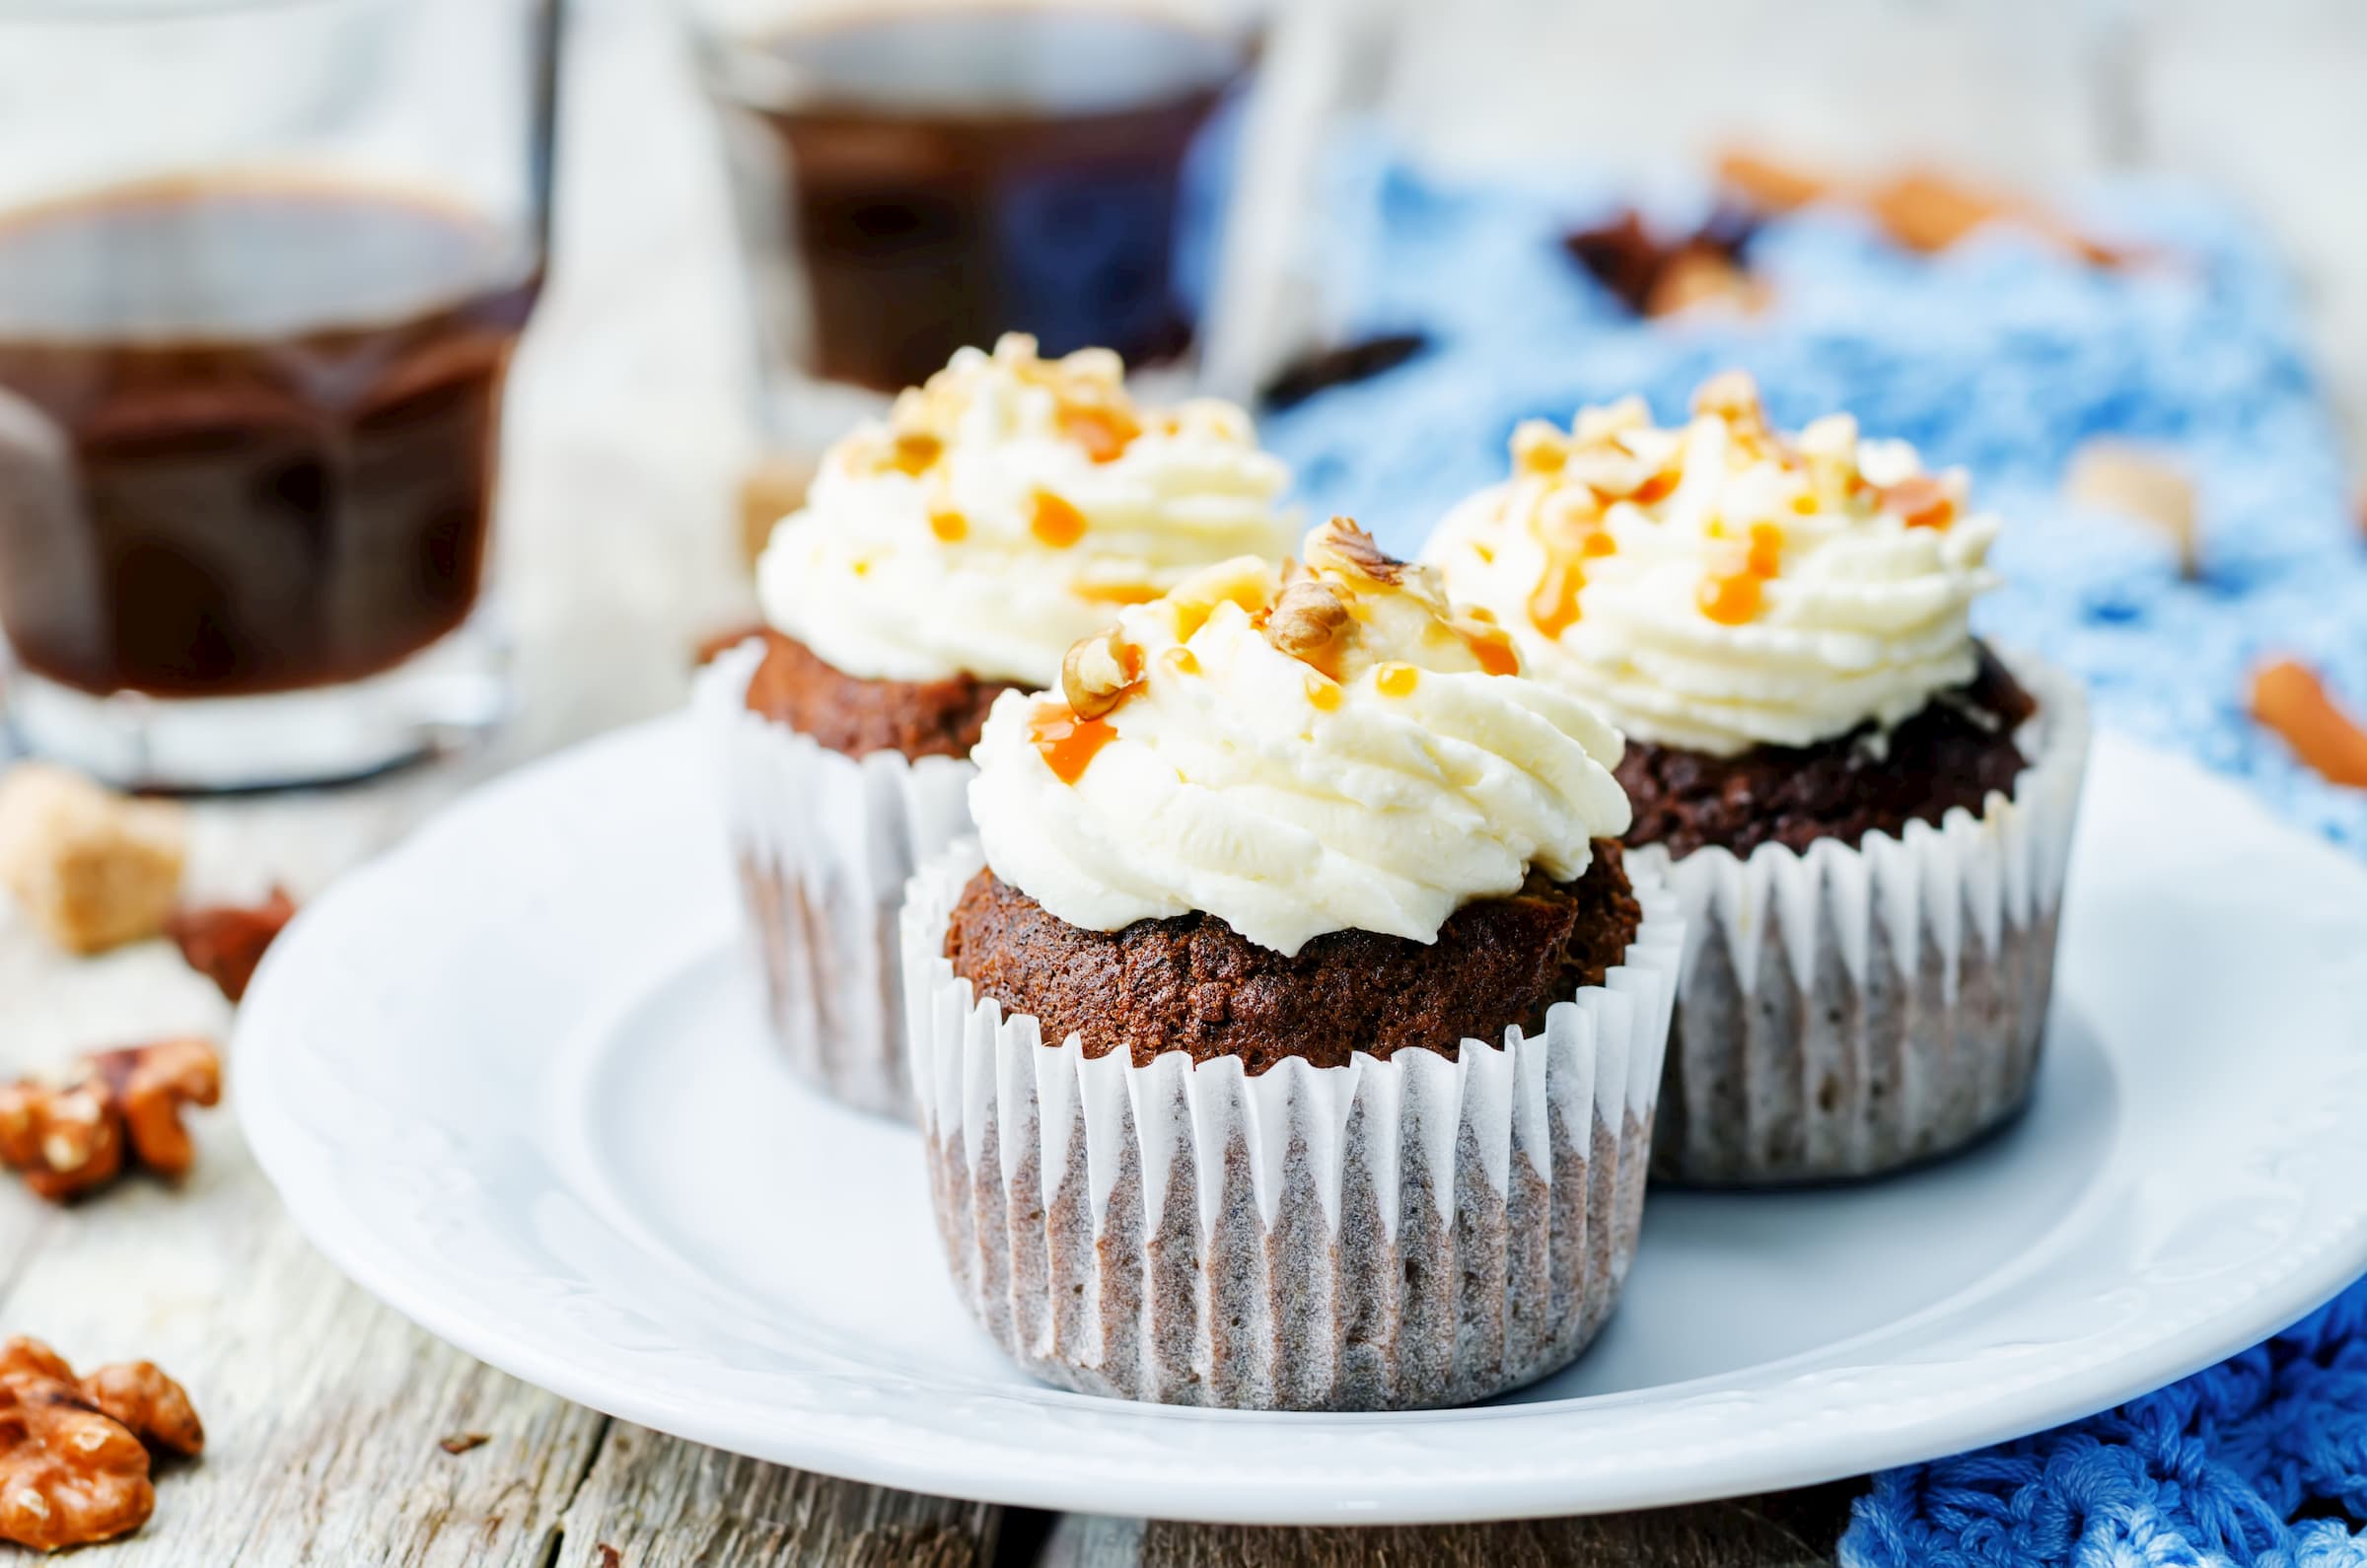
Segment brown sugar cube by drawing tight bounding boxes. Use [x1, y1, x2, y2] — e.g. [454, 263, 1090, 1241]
[738, 454, 819, 574]
[0, 764, 186, 956]
[2064, 440, 2200, 578]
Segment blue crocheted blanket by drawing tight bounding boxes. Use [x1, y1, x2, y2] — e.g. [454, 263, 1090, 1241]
[1259, 155, 2367, 1568]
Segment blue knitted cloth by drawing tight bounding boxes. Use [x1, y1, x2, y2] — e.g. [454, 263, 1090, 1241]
[1257, 154, 2367, 1567]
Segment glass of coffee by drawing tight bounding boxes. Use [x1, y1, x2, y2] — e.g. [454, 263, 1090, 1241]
[684, 0, 1266, 447]
[0, 0, 559, 790]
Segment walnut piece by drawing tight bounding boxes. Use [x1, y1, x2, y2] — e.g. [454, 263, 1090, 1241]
[2064, 440, 2198, 579]
[0, 1336, 202, 1551]
[77, 1363, 202, 1461]
[1691, 369, 1766, 425]
[0, 764, 186, 956]
[2253, 660, 2367, 789]
[1301, 518, 1406, 585]
[1060, 627, 1137, 720]
[0, 1038, 221, 1202]
[167, 887, 299, 1004]
[1264, 580, 1351, 665]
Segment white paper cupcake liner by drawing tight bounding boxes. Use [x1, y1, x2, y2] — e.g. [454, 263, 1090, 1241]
[698, 642, 976, 1119]
[1630, 653, 2090, 1186]
[901, 839, 1683, 1411]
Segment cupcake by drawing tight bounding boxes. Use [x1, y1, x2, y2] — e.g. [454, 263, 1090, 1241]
[701, 333, 1293, 1117]
[1427, 373, 2088, 1184]
[902, 520, 1681, 1409]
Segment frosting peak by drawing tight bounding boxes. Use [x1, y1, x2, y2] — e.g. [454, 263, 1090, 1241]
[757, 333, 1294, 687]
[1427, 372, 2000, 755]
[969, 521, 1633, 956]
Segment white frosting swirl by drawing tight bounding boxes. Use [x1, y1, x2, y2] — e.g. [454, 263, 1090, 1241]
[1426, 373, 2001, 755]
[757, 334, 1294, 687]
[969, 523, 1633, 956]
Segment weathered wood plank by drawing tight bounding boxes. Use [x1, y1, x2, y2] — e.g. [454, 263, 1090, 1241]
[552, 1422, 1004, 1568]
[1042, 1486, 1857, 1568]
[0, 1125, 609, 1565]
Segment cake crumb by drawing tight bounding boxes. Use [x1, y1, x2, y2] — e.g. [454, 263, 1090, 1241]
[0, 764, 186, 955]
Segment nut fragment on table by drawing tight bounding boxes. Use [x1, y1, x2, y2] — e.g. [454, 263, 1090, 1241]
[0, 1336, 202, 1551]
[1563, 207, 1765, 319]
[2064, 440, 2200, 578]
[0, 763, 186, 956]
[2252, 659, 2367, 789]
[0, 1038, 222, 1203]
[1715, 146, 2129, 267]
[168, 886, 298, 1003]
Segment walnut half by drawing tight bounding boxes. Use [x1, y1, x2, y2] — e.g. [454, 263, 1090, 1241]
[1263, 580, 1350, 666]
[1301, 517, 1406, 585]
[1060, 627, 1139, 721]
[0, 1038, 221, 1203]
[0, 1337, 202, 1551]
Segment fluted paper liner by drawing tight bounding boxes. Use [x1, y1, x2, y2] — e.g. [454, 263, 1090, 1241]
[698, 642, 975, 1119]
[1632, 654, 2090, 1185]
[902, 840, 1682, 1411]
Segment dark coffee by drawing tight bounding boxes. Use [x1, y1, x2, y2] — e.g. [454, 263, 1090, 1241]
[716, 6, 1255, 395]
[0, 178, 538, 700]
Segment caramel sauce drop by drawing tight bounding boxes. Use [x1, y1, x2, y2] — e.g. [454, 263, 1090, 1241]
[1060, 404, 1141, 463]
[927, 509, 967, 542]
[1305, 675, 1341, 711]
[1699, 520, 1784, 625]
[1528, 526, 1614, 639]
[1745, 520, 1785, 577]
[1031, 489, 1089, 546]
[1375, 662, 1419, 697]
[1697, 571, 1763, 624]
[890, 431, 942, 475]
[1032, 709, 1118, 784]
[1460, 622, 1521, 676]
[1881, 474, 1955, 530]
[1529, 558, 1586, 638]
[1631, 469, 1681, 506]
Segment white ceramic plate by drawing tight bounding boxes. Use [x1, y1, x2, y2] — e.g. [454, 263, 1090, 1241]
[237, 714, 2367, 1526]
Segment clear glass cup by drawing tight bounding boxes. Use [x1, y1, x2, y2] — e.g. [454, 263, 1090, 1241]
[681, 0, 1270, 450]
[0, 0, 560, 790]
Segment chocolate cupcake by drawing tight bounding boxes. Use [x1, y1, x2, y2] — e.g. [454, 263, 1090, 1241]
[700, 333, 1293, 1117]
[1428, 374, 2088, 1184]
[902, 521, 1681, 1409]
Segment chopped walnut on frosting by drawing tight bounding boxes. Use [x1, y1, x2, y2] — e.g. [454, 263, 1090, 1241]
[971, 520, 1632, 954]
[1428, 372, 2002, 755]
[853, 333, 1146, 479]
[1038, 519, 1521, 754]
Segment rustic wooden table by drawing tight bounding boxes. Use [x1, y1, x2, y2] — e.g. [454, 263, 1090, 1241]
[3, 1, 2358, 1561]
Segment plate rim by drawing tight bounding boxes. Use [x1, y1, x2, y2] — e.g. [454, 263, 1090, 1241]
[235, 712, 2367, 1525]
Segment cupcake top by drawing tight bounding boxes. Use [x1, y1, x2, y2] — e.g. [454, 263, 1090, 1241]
[968, 519, 1633, 956]
[757, 333, 1294, 689]
[1426, 372, 2001, 755]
